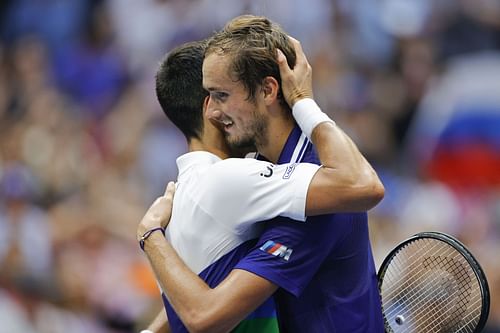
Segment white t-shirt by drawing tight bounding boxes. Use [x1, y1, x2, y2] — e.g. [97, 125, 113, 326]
[165, 150, 320, 274]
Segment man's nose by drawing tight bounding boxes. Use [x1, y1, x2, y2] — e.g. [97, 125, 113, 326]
[205, 97, 223, 120]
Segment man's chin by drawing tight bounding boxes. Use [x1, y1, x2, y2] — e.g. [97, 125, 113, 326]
[229, 145, 255, 158]
[226, 136, 256, 157]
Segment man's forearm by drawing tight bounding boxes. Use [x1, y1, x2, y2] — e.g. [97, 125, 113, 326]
[143, 233, 217, 332]
[145, 309, 170, 333]
[142, 233, 276, 333]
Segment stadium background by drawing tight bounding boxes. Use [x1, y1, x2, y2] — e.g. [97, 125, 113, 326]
[0, 0, 499, 332]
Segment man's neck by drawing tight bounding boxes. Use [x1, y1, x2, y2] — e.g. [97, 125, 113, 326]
[188, 139, 231, 160]
[256, 115, 295, 163]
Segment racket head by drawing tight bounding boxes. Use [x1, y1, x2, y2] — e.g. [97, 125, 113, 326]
[378, 231, 490, 333]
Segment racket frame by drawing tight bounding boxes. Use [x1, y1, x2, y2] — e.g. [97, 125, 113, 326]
[377, 231, 490, 333]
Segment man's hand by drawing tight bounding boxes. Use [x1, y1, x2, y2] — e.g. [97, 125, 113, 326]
[276, 36, 313, 107]
[137, 182, 176, 242]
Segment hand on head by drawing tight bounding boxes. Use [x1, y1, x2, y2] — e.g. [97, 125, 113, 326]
[276, 36, 313, 107]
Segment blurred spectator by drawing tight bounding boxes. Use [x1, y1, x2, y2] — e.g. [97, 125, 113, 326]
[1, 0, 91, 53]
[0, 163, 53, 293]
[52, 2, 129, 120]
[0, 289, 38, 332]
[106, 0, 205, 76]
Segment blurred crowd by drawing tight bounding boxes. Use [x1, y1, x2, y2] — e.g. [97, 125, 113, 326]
[0, 0, 499, 332]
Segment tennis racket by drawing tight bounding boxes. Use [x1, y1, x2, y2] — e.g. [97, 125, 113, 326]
[378, 231, 490, 333]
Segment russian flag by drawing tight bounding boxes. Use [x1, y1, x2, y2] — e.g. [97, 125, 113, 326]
[260, 240, 293, 261]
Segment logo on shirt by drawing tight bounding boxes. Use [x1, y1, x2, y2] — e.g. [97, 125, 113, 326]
[260, 240, 293, 261]
[260, 164, 274, 178]
[282, 163, 297, 179]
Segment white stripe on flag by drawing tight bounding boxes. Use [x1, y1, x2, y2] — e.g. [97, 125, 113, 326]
[272, 245, 287, 256]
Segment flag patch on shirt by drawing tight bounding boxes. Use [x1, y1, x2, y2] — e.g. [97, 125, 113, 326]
[260, 240, 293, 261]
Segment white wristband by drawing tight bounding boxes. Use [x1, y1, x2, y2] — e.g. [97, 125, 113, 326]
[292, 98, 335, 139]
[140, 330, 154, 333]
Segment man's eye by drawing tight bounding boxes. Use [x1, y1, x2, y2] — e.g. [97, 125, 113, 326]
[212, 92, 228, 101]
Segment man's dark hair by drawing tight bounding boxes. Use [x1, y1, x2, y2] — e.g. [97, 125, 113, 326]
[156, 40, 208, 141]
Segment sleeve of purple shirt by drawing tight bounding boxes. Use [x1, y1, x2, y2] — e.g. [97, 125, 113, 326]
[234, 214, 352, 297]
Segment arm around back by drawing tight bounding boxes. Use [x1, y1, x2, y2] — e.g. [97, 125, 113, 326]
[143, 233, 277, 333]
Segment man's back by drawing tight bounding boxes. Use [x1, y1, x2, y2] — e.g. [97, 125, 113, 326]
[166, 151, 260, 275]
[164, 150, 274, 332]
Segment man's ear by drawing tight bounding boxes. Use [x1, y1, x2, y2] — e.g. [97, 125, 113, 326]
[261, 76, 279, 106]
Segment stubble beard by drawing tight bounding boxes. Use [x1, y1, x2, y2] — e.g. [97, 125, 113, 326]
[226, 112, 268, 154]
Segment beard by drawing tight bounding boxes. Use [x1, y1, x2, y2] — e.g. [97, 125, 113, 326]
[225, 111, 267, 154]
[226, 140, 256, 158]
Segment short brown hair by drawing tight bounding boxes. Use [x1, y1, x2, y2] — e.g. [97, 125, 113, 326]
[206, 15, 296, 107]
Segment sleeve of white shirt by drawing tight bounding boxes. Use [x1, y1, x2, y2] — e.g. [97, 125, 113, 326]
[195, 158, 321, 230]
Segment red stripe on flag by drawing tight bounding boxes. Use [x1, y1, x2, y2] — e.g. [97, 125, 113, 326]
[268, 243, 282, 254]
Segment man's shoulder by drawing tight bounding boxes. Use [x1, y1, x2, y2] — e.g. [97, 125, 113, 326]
[208, 157, 272, 176]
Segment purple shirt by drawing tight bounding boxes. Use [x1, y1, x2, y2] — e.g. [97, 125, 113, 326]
[235, 125, 384, 332]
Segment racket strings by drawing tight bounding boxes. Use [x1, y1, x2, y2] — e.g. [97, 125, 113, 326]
[382, 241, 463, 310]
[385, 251, 478, 332]
[380, 238, 482, 333]
[382, 242, 433, 305]
[456, 299, 485, 330]
[383, 247, 461, 329]
[416, 293, 481, 333]
[382, 240, 447, 306]
[382, 241, 456, 330]
[412, 268, 477, 333]
[419, 296, 482, 333]
[383, 259, 480, 332]
[385, 277, 475, 332]
[420, 255, 473, 327]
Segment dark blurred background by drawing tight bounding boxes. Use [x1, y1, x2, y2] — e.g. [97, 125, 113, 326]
[0, 0, 499, 332]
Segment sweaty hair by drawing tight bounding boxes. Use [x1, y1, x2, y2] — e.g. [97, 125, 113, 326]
[206, 15, 296, 107]
[156, 40, 208, 141]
